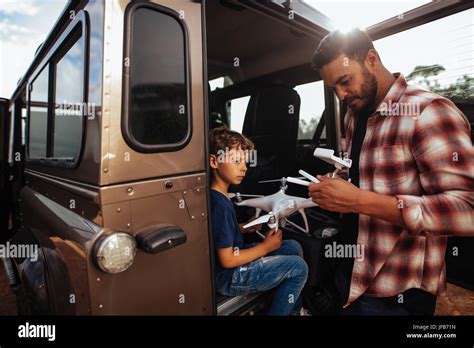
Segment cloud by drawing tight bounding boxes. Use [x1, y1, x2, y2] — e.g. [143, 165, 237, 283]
[0, 19, 35, 43]
[0, 0, 66, 97]
[0, 0, 40, 16]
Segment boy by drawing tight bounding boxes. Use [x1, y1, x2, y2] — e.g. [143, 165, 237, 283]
[209, 126, 309, 315]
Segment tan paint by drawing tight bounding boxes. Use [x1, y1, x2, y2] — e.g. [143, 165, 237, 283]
[85, 0, 213, 315]
[101, 0, 206, 186]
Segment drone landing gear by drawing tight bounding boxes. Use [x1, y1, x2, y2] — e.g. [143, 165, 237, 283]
[282, 208, 310, 234]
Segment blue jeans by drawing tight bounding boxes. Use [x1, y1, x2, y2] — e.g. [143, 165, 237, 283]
[218, 240, 308, 316]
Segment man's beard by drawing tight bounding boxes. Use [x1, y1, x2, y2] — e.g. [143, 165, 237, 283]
[350, 67, 378, 113]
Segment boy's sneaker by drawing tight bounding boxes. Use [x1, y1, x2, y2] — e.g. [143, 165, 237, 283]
[300, 307, 312, 316]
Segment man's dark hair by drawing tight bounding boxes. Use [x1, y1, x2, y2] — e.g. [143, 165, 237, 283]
[311, 28, 374, 70]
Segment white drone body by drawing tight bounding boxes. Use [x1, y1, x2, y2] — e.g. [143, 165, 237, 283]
[233, 148, 352, 236]
[234, 183, 317, 234]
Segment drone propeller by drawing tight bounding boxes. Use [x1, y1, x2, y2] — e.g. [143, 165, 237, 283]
[258, 176, 305, 184]
[287, 177, 311, 186]
[298, 169, 320, 184]
[258, 177, 286, 184]
[242, 213, 272, 228]
[242, 201, 291, 229]
[228, 192, 263, 199]
[287, 170, 321, 187]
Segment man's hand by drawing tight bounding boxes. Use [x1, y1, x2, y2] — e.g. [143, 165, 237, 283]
[321, 170, 345, 179]
[262, 229, 282, 253]
[239, 217, 263, 233]
[308, 175, 360, 213]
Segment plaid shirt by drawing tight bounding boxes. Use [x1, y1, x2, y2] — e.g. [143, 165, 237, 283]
[341, 73, 474, 306]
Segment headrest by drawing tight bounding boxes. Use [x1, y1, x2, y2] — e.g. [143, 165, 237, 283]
[243, 85, 301, 137]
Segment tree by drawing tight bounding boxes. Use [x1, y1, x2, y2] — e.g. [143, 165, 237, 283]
[406, 64, 473, 101]
[298, 117, 319, 139]
[406, 64, 445, 88]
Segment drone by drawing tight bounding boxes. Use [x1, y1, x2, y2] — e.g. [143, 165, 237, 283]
[232, 175, 318, 235]
[231, 148, 352, 237]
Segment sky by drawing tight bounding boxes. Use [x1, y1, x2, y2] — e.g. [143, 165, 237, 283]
[0, 0, 66, 98]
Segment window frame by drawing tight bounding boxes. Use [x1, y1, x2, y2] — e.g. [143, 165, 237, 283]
[27, 64, 50, 159]
[122, 2, 193, 153]
[26, 10, 89, 168]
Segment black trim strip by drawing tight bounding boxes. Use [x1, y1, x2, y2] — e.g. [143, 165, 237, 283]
[26, 169, 99, 202]
[201, 0, 217, 316]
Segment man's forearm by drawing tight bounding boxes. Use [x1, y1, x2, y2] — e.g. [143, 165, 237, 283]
[354, 189, 405, 228]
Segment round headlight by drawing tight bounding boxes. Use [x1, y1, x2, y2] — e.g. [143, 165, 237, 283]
[94, 233, 137, 273]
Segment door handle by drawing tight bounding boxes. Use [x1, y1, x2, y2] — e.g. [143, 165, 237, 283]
[136, 225, 186, 254]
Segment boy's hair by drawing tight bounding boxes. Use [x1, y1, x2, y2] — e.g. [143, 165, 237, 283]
[209, 126, 254, 156]
[311, 28, 374, 71]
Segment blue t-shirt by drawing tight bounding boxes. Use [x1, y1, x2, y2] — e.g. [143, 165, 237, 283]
[210, 189, 244, 288]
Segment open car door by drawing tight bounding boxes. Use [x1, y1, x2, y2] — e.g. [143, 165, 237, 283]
[0, 98, 11, 243]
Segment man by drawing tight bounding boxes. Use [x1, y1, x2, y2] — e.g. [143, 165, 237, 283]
[309, 29, 474, 315]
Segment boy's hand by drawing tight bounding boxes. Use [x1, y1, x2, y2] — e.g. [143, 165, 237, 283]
[239, 217, 263, 233]
[262, 228, 282, 253]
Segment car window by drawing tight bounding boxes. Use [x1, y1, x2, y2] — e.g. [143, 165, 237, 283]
[53, 29, 84, 159]
[209, 76, 233, 91]
[28, 66, 49, 158]
[295, 80, 325, 140]
[228, 96, 250, 133]
[374, 9, 473, 101]
[27, 20, 86, 164]
[126, 5, 189, 148]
